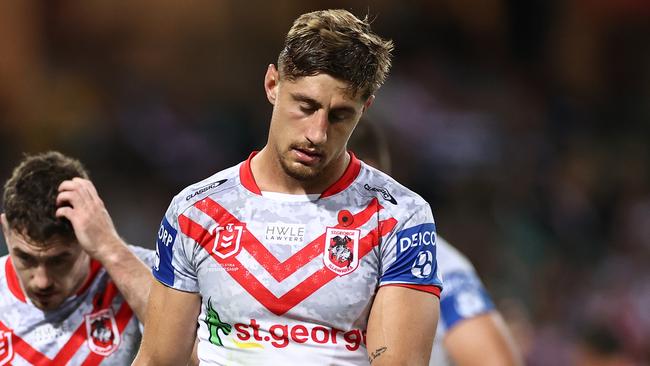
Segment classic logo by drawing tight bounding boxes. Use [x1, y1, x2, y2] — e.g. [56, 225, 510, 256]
[212, 223, 245, 259]
[0, 330, 14, 365]
[85, 309, 120, 356]
[323, 228, 360, 276]
[186, 179, 228, 201]
[364, 184, 397, 205]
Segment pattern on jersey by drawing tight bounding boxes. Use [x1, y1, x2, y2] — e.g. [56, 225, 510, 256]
[0, 282, 133, 366]
[178, 197, 398, 315]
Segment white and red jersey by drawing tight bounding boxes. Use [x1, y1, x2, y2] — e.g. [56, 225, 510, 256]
[154, 152, 443, 366]
[429, 237, 496, 366]
[0, 246, 154, 366]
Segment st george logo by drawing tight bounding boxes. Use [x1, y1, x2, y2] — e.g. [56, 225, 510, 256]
[212, 223, 245, 259]
[0, 331, 14, 365]
[323, 228, 360, 276]
[85, 309, 120, 356]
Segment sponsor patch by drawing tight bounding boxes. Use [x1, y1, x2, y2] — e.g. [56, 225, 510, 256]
[0, 330, 14, 365]
[264, 223, 305, 245]
[153, 217, 177, 285]
[364, 184, 397, 205]
[323, 228, 360, 276]
[381, 223, 439, 285]
[85, 309, 120, 356]
[440, 271, 495, 329]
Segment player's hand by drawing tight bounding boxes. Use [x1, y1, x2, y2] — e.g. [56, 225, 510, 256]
[55, 177, 123, 260]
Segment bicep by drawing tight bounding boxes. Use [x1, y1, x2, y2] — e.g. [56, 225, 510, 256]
[133, 279, 201, 366]
[366, 286, 439, 366]
[444, 312, 523, 366]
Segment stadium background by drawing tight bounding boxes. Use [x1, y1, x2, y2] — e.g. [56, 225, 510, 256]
[1, 1, 648, 364]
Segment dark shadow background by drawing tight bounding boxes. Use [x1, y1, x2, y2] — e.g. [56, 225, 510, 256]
[1, 1, 649, 364]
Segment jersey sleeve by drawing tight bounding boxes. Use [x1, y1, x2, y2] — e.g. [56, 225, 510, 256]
[152, 201, 200, 293]
[378, 203, 443, 296]
[439, 270, 495, 331]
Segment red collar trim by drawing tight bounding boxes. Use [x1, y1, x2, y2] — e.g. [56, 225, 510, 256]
[240, 151, 262, 195]
[320, 152, 361, 198]
[4, 257, 102, 303]
[5, 257, 26, 303]
[239, 151, 361, 199]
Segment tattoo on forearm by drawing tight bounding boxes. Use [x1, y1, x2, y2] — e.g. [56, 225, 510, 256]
[368, 346, 387, 364]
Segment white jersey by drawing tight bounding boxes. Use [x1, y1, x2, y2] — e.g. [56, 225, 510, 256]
[0, 246, 154, 366]
[154, 153, 443, 366]
[429, 237, 495, 366]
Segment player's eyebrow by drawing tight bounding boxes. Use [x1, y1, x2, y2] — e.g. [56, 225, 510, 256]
[291, 93, 322, 109]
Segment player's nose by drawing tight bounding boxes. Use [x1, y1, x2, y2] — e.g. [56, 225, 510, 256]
[305, 110, 328, 145]
[31, 265, 55, 291]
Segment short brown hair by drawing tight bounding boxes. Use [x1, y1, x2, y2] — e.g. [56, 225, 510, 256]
[278, 9, 394, 100]
[3, 151, 88, 243]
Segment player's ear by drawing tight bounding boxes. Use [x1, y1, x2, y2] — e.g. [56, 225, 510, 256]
[264, 64, 280, 105]
[362, 95, 375, 112]
[1, 214, 10, 242]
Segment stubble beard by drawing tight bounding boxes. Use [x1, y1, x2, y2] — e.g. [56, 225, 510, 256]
[278, 152, 323, 182]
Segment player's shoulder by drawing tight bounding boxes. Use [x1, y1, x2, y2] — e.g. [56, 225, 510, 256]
[354, 161, 431, 213]
[167, 162, 241, 215]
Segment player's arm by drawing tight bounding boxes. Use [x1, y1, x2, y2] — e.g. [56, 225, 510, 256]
[56, 177, 152, 322]
[366, 286, 439, 365]
[132, 280, 201, 366]
[444, 311, 523, 366]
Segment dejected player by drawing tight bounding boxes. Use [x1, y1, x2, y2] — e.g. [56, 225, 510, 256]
[0, 151, 155, 365]
[134, 9, 442, 366]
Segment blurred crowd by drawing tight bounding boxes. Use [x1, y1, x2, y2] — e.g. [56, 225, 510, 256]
[1, 1, 649, 364]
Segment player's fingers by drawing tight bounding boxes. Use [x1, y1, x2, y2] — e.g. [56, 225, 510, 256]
[58, 179, 81, 192]
[55, 206, 76, 220]
[72, 177, 100, 203]
[56, 190, 81, 208]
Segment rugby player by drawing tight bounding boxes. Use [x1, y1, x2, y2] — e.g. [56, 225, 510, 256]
[134, 9, 442, 366]
[0, 151, 154, 365]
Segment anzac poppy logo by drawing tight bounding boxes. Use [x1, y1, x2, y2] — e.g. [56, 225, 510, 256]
[0, 330, 13, 365]
[85, 309, 120, 356]
[323, 228, 360, 276]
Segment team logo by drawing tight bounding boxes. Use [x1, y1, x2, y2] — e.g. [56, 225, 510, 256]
[0, 330, 14, 365]
[364, 184, 397, 205]
[212, 223, 244, 259]
[411, 250, 434, 279]
[85, 308, 120, 356]
[323, 228, 360, 276]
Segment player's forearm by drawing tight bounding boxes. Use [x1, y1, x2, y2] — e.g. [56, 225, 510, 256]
[94, 238, 152, 322]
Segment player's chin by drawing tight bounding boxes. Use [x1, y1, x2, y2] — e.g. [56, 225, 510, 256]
[282, 161, 323, 181]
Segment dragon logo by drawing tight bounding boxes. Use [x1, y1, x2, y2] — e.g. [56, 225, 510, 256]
[323, 228, 360, 276]
[205, 298, 232, 347]
[85, 308, 120, 356]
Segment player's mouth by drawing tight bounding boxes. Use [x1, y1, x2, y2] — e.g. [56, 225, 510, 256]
[291, 147, 323, 165]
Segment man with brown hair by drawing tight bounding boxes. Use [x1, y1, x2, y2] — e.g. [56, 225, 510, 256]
[134, 9, 442, 366]
[0, 151, 154, 365]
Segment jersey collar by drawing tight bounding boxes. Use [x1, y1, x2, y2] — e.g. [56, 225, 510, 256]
[5, 257, 103, 303]
[239, 151, 361, 199]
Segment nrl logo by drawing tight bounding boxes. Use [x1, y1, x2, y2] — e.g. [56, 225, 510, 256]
[212, 223, 245, 259]
[0, 330, 14, 365]
[323, 228, 360, 276]
[363, 184, 397, 205]
[85, 308, 120, 356]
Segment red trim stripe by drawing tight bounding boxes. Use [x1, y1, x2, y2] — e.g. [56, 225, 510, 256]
[320, 152, 361, 198]
[238, 151, 362, 199]
[76, 259, 103, 296]
[5, 257, 26, 303]
[239, 152, 262, 195]
[381, 284, 442, 298]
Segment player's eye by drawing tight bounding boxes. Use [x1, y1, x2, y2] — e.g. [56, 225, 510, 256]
[299, 104, 317, 115]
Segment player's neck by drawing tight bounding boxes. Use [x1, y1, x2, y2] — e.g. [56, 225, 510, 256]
[251, 147, 349, 195]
